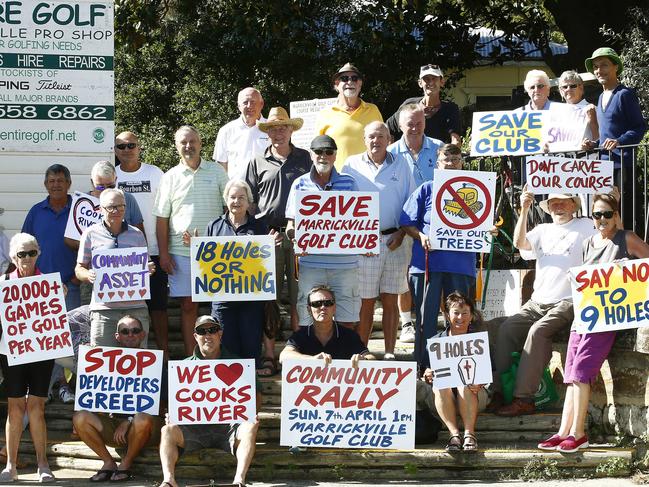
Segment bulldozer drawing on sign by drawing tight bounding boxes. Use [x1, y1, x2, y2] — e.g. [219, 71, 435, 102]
[443, 184, 483, 219]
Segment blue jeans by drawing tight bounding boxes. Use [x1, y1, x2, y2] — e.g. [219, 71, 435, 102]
[212, 301, 264, 364]
[409, 272, 475, 365]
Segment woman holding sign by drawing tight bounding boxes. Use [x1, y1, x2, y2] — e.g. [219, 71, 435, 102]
[0, 234, 55, 482]
[538, 193, 649, 453]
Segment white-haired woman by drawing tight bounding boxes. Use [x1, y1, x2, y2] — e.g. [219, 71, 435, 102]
[0, 233, 55, 482]
[520, 69, 555, 111]
[557, 70, 599, 149]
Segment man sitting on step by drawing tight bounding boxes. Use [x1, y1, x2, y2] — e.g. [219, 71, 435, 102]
[73, 315, 164, 482]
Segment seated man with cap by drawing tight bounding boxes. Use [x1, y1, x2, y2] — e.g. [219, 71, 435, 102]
[158, 315, 260, 487]
[489, 189, 595, 417]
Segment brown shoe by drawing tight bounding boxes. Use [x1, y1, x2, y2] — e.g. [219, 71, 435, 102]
[495, 398, 535, 417]
[485, 392, 504, 413]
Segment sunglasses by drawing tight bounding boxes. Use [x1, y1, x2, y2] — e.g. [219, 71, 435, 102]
[103, 204, 126, 213]
[421, 64, 440, 70]
[592, 211, 615, 219]
[309, 299, 335, 308]
[195, 325, 221, 335]
[313, 149, 335, 156]
[118, 327, 142, 336]
[560, 84, 579, 90]
[115, 142, 137, 150]
[16, 250, 38, 259]
[94, 183, 116, 191]
[338, 75, 360, 82]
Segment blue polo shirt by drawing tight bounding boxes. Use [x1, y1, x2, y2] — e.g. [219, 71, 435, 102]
[22, 195, 76, 283]
[399, 181, 475, 277]
[387, 135, 444, 188]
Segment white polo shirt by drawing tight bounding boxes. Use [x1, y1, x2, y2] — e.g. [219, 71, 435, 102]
[213, 116, 269, 179]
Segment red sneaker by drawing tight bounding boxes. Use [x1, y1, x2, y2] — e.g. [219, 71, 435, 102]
[537, 434, 565, 450]
[557, 435, 589, 453]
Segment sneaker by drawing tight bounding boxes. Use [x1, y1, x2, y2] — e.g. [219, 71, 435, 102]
[557, 435, 589, 453]
[537, 434, 565, 450]
[59, 387, 75, 404]
[400, 323, 415, 343]
[383, 353, 396, 360]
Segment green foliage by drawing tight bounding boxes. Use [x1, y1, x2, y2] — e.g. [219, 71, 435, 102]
[519, 458, 562, 481]
[595, 456, 630, 477]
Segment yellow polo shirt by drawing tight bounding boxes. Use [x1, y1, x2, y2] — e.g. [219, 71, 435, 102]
[315, 100, 383, 169]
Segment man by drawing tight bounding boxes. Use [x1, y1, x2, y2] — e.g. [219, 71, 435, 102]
[491, 190, 595, 416]
[22, 164, 79, 309]
[153, 126, 229, 355]
[386, 64, 462, 144]
[115, 131, 169, 355]
[518, 70, 556, 111]
[73, 316, 163, 482]
[342, 122, 415, 359]
[280, 286, 376, 365]
[158, 315, 259, 487]
[315, 63, 383, 170]
[584, 47, 646, 229]
[285, 135, 360, 329]
[213, 87, 269, 179]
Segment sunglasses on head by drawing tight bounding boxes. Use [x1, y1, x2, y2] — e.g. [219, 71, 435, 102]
[118, 327, 142, 336]
[561, 84, 579, 90]
[592, 210, 615, 219]
[195, 325, 221, 335]
[309, 299, 335, 308]
[338, 75, 360, 83]
[115, 143, 137, 150]
[313, 149, 335, 156]
[16, 250, 38, 259]
[421, 64, 440, 70]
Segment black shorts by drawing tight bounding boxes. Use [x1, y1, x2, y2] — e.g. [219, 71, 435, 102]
[0, 354, 54, 398]
[147, 255, 169, 311]
[178, 423, 238, 456]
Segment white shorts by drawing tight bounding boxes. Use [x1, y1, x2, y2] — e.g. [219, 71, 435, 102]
[359, 235, 411, 299]
[168, 254, 192, 297]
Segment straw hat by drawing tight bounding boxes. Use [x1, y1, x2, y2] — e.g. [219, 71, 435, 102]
[539, 193, 581, 214]
[257, 107, 303, 133]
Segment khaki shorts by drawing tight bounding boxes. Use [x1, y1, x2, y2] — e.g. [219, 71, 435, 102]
[98, 413, 162, 448]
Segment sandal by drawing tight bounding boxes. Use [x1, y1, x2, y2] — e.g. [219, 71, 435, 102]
[445, 433, 462, 452]
[463, 433, 478, 452]
[256, 357, 279, 377]
[90, 469, 116, 482]
[37, 467, 55, 483]
[110, 469, 132, 482]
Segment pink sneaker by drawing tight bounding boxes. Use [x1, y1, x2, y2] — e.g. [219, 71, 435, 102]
[537, 434, 565, 450]
[557, 435, 589, 453]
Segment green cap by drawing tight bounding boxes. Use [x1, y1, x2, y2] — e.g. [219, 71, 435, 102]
[585, 47, 623, 75]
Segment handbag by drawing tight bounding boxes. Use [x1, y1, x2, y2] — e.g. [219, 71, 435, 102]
[500, 351, 558, 409]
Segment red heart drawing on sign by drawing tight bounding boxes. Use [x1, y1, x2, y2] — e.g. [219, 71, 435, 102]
[73, 196, 101, 235]
[214, 363, 243, 386]
[128, 290, 135, 298]
[97, 292, 104, 300]
[139, 289, 147, 297]
[118, 291, 124, 299]
[108, 292, 115, 299]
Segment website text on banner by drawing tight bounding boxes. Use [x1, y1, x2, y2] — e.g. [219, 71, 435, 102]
[167, 359, 256, 425]
[470, 110, 547, 157]
[190, 235, 276, 302]
[75, 345, 163, 415]
[91, 246, 150, 303]
[293, 191, 380, 255]
[429, 169, 496, 253]
[0, 272, 71, 365]
[526, 156, 614, 194]
[426, 331, 492, 389]
[280, 359, 417, 449]
[571, 258, 649, 334]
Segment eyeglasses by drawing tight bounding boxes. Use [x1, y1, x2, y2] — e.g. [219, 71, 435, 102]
[313, 149, 335, 156]
[309, 299, 335, 308]
[529, 84, 546, 90]
[338, 75, 360, 83]
[16, 250, 38, 258]
[195, 325, 221, 335]
[592, 211, 615, 219]
[560, 84, 579, 90]
[103, 204, 126, 213]
[115, 143, 137, 150]
[94, 183, 116, 190]
[118, 327, 142, 336]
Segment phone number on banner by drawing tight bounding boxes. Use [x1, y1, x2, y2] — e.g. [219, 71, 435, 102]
[0, 104, 113, 120]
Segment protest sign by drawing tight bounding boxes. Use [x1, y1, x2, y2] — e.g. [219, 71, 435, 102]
[470, 110, 547, 156]
[479, 270, 525, 321]
[75, 345, 163, 415]
[571, 258, 649, 334]
[0, 272, 71, 365]
[526, 156, 613, 194]
[294, 191, 380, 255]
[91, 247, 150, 303]
[429, 169, 496, 253]
[190, 236, 276, 301]
[64, 191, 102, 240]
[545, 103, 590, 153]
[426, 331, 492, 390]
[168, 359, 256, 425]
[289, 98, 337, 150]
[280, 360, 416, 449]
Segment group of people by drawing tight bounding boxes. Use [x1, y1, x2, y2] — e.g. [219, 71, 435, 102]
[0, 45, 646, 484]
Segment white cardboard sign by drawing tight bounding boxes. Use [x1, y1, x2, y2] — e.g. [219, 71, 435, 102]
[91, 247, 150, 303]
[64, 191, 102, 240]
[426, 331, 492, 389]
[526, 155, 613, 194]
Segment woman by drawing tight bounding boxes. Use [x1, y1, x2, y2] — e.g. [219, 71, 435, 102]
[557, 70, 599, 149]
[75, 188, 152, 347]
[538, 193, 649, 453]
[0, 234, 55, 482]
[422, 292, 488, 452]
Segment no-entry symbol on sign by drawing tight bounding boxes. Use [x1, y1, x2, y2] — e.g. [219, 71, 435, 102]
[434, 175, 493, 230]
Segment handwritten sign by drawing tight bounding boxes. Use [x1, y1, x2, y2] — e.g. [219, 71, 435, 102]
[571, 258, 649, 334]
[294, 191, 380, 255]
[75, 345, 163, 415]
[92, 247, 150, 303]
[429, 169, 496, 253]
[0, 273, 71, 365]
[479, 270, 524, 320]
[526, 156, 613, 194]
[470, 110, 547, 156]
[280, 360, 416, 449]
[545, 104, 590, 153]
[64, 191, 102, 241]
[289, 98, 337, 150]
[190, 236, 276, 301]
[168, 359, 256, 425]
[426, 332, 492, 389]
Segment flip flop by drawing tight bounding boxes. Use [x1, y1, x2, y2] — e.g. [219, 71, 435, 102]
[0, 468, 17, 482]
[90, 469, 116, 482]
[37, 467, 55, 483]
[110, 470, 132, 482]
